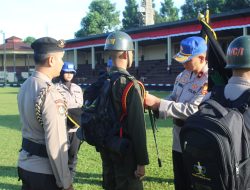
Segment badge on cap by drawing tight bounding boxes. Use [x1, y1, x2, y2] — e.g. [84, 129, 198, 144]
[31, 37, 65, 54]
[57, 39, 65, 48]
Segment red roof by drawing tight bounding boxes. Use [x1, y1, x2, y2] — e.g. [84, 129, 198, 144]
[0, 36, 32, 51]
[65, 8, 250, 49]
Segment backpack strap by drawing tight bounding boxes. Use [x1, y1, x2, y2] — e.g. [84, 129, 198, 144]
[203, 99, 229, 117]
[210, 85, 250, 113]
[119, 79, 145, 137]
[229, 89, 250, 113]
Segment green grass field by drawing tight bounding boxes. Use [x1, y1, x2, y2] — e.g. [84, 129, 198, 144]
[0, 87, 175, 190]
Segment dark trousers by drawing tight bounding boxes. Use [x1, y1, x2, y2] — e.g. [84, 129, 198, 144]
[68, 132, 81, 178]
[172, 150, 192, 190]
[17, 167, 61, 190]
[100, 149, 143, 190]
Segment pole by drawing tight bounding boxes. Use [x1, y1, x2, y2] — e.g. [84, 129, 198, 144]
[148, 108, 162, 167]
[0, 31, 6, 86]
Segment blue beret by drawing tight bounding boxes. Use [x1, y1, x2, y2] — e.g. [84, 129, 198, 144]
[31, 37, 65, 54]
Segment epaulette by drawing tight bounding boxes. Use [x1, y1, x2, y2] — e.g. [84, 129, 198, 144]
[35, 82, 51, 127]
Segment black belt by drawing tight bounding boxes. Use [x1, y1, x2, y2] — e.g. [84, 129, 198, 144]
[173, 119, 185, 127]
[22, 138, 48, 158]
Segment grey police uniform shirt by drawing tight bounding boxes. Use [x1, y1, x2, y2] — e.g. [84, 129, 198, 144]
[55, 82, 83, 108]
[55, 82, 83, 130]
[158, 64, 208, 152]
[17, 71, 72, 189]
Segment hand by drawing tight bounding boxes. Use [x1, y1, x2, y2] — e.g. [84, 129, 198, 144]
[134, 165, 145, 180]
[144, 93, 161, 110]
[63, 184, 74, 190]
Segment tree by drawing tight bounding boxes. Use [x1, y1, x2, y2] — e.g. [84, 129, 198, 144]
[154, 11, 165, 23]
[181, 0, 207, 20]
[122, 0, 140, 29]
[181, 0, 226, 20]
[224, 0, 250, 12]
[75, 0, 120, 37]
[24, 36, 36, 45]
[155, 0, 179, 23]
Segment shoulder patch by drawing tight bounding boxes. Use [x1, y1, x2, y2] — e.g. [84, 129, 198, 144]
[201, 83, 208, 95]
[58, 105, 66, 115]
[55, 99, 67, 115]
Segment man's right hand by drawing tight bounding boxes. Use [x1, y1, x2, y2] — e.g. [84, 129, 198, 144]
[134, 165, 145, 180]
[63, 184, 74, 190]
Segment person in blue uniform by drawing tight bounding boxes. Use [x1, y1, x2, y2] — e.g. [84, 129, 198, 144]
[144, 36, 209, 190]
[55, 62, 83, 179]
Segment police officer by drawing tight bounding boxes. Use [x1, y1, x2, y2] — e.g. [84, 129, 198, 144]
[144, 36, 208, 190]
[17, 37, 74, 190]
[101, 31, 149, 190]
[55, 62, 83, 179]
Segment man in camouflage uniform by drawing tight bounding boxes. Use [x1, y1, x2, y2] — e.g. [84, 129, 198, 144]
[17, 37, 74, 190]
[144, 36, 208, 190]
[100, 31, 149, 190]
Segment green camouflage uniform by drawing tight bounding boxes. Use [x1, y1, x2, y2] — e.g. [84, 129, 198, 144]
[100, 67, 149, 190]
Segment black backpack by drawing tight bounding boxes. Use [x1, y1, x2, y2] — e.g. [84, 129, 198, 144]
[76, 71, 144, 156]
[180, 86, 250, 190]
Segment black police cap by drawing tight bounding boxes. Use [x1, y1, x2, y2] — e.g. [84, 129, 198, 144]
[31, 37, 65, 54]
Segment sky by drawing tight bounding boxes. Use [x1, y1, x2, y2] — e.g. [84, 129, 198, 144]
[0, 0, 185, 44]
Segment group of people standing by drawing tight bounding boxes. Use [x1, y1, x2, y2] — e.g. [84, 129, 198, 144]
[16, 30, 250, 190]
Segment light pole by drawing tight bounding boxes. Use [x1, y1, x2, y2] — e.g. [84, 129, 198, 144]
[0, 30, 6, 86]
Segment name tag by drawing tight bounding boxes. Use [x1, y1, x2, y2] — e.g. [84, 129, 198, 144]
[188, 88, 197, 95]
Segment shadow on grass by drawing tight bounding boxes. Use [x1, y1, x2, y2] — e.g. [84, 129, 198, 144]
[0, 166, 20, 190]
[0, 115, 21, 131]
[1, 92, 18, 94]
[0, 166, 18, 178]
[0, 166, 173, 188]
[0, 183, 20, 190]
[74, 171, 173, 186]
[144, 176, 174, 184]
[75, 171, 102, 186]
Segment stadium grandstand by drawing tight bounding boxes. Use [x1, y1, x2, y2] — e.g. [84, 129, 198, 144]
[0, 8, 250, 90]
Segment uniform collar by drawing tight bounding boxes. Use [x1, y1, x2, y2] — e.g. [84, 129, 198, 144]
[32, 71, 52, 84]
[228, 76, 250, 86]
[110, 66, 130, 76]
[59, 80, 71, 90]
